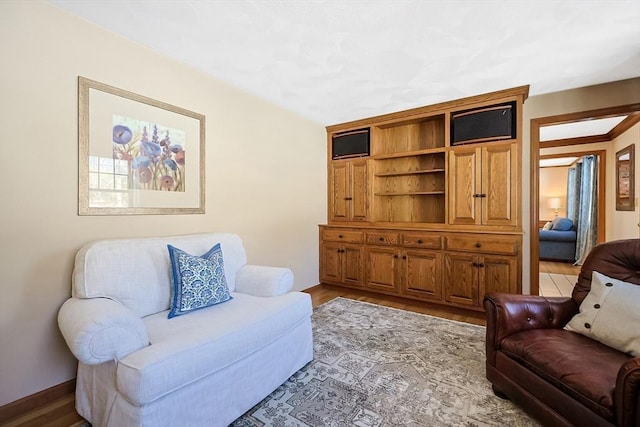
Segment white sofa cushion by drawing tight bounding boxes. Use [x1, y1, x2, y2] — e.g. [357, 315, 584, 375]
[73, 233, 247, 317]
[116, 292, 312, 405]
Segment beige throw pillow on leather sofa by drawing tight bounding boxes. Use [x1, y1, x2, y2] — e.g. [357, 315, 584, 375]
[565, 271, 640, 357]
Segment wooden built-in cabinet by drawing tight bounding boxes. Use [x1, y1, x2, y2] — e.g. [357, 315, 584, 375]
[443, 234, 519, 307]
[320, 86, 529, 312]
[365, 247, 444, 300]
[320, 226, 520, 311]
[401, 249, 443, 300]
[319, 229, 364, 287]
[329, 160, 368, 222]
[365, 245, 401, 292]
[448, 143, 518, 226]
[364, 231, 443, 300]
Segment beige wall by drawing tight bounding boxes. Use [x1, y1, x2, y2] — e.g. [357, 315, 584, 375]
[522, 77, 640, 294]
[608, 123, 639, 240]
[539, 166, 569, 220]
[0, 1, 326, 406]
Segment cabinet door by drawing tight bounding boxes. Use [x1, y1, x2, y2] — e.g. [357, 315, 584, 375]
[330, 162, 349, 221]
[481, 144, 517, 226]
[350, 160, 368, 222]
[401, 250, 442, 300]
[449, 148, 480, 225]
[365, 247, 399, 292]
[443, 253, 478, 306]
[320, 242, 342, 284]
[342, 243, 365, 287]
[480, 255, 518, 298]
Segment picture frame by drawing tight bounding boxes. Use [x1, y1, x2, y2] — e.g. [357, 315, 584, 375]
[615, 144, 635, 211]
[78, 76, 205, 215]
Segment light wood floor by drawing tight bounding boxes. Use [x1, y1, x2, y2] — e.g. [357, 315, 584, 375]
[539, 260, 581, 275]
[1, 285, 486, 426]
[0, 393, 85, 427]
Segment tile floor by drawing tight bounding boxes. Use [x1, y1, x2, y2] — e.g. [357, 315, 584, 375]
[539, 272, 577, 297]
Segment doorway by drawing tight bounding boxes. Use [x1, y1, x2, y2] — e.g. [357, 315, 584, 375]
[529, 104, 640, 295]
[539, 149, 606, 240]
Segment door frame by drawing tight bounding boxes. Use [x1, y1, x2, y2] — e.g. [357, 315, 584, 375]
[529, 104, 640, 295]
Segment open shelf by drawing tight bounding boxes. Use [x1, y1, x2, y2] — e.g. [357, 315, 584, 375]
[372, 147, 445, 160]
[373, 193, 446, 223]
[373, 149, 446, 223]
[373, 115, 445, 157]
[375, 169, 445, 177]
[374, 152, 445, 174]
[375, 172, 444, 194]
[375, 191, 445, 196]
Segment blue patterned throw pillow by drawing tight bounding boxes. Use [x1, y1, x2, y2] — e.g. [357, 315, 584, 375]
[167, 243, 232, 318]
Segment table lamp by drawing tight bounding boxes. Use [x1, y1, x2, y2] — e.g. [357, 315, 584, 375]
[548, 197, 562, 218]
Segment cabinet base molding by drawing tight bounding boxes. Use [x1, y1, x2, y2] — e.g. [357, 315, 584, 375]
[320, 281, 488, 312]
[318, 283, 487, 323]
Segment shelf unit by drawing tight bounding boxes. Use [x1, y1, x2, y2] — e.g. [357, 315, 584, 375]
[372, 115, 445, 155]
[375, 169, 445, 177]
[372, 116, 446, 224]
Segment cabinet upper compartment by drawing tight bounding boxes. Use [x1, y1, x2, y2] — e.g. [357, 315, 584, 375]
[325, 85, 528, 228]
[373, 115, 445, 157]
[331, 128, 370, 160]
[451, 102, 516, 146]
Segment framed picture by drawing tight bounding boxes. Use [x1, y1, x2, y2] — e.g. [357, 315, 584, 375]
[615, 144, 635, 211]
[78, 76, 205, 215]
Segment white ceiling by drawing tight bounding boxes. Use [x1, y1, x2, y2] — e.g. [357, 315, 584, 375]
[50, 0, 640, 125]
[539, 116, 628, 141]
[539, 157, 578, 168]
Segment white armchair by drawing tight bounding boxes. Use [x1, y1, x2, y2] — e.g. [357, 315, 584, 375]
[58, 233, 313, 427]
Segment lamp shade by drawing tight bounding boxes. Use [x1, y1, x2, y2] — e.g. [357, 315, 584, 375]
[548, 197, 562, 209]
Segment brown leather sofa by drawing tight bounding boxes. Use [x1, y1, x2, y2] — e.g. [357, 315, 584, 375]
[484, 239, 640, 427]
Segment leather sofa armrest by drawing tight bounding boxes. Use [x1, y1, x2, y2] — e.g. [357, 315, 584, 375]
[484, 292, 578, 365]
[615, 357, 640, 427]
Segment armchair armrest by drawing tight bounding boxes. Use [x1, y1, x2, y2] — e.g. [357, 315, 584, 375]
[234, 265, 294, 297]
[615, 357, 640, 427]
[58, 297, 149, 365]
[484, 292, 578, 365]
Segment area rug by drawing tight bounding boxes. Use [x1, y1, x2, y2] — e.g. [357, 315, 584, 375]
[232, 297, 539, 427]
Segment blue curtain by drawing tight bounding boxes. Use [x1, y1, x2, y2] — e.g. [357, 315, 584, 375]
[571, 156, 598, 265]
[566, 165, 579, 225]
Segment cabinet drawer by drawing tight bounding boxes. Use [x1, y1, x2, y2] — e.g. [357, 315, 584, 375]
[445, 235, 518, 255]
[366, 232, 400, 246]
[322, 229, 365, 243]
[402, 233, 441, 249]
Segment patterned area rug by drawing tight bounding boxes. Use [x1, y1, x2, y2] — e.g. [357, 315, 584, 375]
[232, 297, 539, 427]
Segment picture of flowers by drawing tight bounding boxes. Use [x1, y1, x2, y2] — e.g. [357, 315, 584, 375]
[112, 115, 186, 192]
[78, 76, 205, 215]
